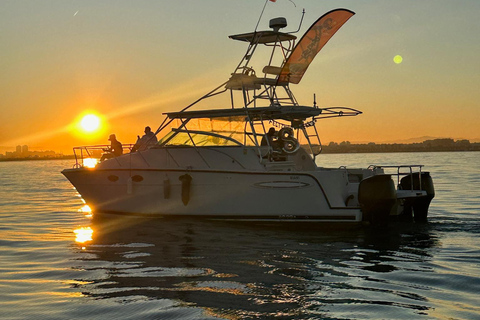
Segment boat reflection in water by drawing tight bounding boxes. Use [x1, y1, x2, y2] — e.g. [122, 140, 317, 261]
[72, 214, 439, 319]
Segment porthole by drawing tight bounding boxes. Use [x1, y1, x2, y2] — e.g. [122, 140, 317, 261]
[107, 175, 119, 182]
[132, 175, 144, 182]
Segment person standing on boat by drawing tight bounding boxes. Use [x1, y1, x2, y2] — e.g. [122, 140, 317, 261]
[101, 134, 123, 161]
[132, 126, 158, 152]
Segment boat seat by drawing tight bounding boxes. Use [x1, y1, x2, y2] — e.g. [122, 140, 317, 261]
[226, 66, 289, 89]
[251, 66, 288, 86]
[254, 77, 280, 86]
[225, 73, 261, 90]
[255, 66, 289, 87]
[263, 66, 282, 75]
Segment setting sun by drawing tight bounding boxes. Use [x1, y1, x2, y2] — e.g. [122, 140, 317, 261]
[71, 111, 107, 140]
[80, 114, 100, 132]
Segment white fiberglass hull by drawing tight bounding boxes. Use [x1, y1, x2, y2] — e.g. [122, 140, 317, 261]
[62, 167, 362, 222]
[63, 147, 434, 223]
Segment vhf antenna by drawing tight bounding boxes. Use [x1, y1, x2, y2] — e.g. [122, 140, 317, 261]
[255, 1, 305, 33]
[254, 0, 270, 32]
[290, 9, 305, 34]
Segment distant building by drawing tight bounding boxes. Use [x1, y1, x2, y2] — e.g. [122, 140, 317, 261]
[423, 138, 455, 147]
[1, 144, 61, 159]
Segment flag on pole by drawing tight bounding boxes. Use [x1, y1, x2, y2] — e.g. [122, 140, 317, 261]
[277, 9, 355, 84]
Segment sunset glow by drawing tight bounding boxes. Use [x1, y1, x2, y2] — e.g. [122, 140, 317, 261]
[1, 1, 479, 154]
[69, 111, 108, 143]
[80, 114, 101, 133]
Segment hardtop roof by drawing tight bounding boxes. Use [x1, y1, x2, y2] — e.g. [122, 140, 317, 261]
[164, 105, 322, 122]
[229, 30, 297, 44]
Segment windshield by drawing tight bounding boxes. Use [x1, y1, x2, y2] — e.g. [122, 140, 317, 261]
[155, 117, 321, 154]
[158, 130, 243, 147]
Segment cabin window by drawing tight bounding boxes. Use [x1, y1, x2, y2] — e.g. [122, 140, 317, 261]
[159, 130, 242, 147]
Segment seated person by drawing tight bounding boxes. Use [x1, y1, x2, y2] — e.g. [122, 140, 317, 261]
[261, 127, 286, 161]
[101, 134, 123, 161]
[261, 127, 277, 147]
[131, 126, 158, 152]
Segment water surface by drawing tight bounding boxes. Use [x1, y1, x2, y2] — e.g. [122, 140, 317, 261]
[0, 153, 479, 319]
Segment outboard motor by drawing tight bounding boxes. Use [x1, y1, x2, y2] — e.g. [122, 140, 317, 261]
[358, 175, 396, 226]
[400, 172, 435, 222]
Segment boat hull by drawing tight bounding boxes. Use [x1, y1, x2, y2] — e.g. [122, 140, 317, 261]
[62, 167, 362, 222]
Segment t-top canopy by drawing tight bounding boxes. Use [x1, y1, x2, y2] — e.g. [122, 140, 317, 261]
[229, 30, 296, 44]
[165, 105, 322, 122]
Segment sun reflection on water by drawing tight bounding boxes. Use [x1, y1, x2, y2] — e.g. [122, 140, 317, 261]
[83, 158, 98, 168]
[78, 204, 93, 218]
[74, 227, 93, 247]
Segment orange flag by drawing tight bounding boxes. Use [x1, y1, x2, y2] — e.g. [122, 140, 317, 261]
[278, 9, 355, 84]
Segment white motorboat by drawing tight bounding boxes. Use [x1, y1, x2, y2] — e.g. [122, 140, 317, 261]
[62, 8, 434, 223]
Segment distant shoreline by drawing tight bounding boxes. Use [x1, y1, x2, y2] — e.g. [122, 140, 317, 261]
[0, 156, 75, 162]
[321, 149, 480, 154]
[320, 138, 480, 154]
[1, 139, 479, 161]
[1, 150, 479, 162]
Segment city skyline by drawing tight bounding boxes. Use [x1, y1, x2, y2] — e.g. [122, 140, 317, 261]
[0, 143, 60, 159]
[1, 1, 479, 153]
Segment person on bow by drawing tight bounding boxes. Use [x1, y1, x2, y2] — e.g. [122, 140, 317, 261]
[131, 126, 158, 152]
[101, 134, 123, 161]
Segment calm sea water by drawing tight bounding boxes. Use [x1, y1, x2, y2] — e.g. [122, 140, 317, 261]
[0, 152, 479, 320]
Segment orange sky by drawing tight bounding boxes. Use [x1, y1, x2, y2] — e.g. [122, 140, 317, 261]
[1, 1, 479, 154]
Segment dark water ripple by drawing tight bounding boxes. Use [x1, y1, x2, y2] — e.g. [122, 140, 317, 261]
[1, 155, 480, 319]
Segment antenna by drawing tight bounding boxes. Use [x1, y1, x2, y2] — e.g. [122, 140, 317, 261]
[254, 0, 270, 32]
[290, 9, 305, 34]
[313, 93, 317, 108]
[255, 1, 305, 34]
